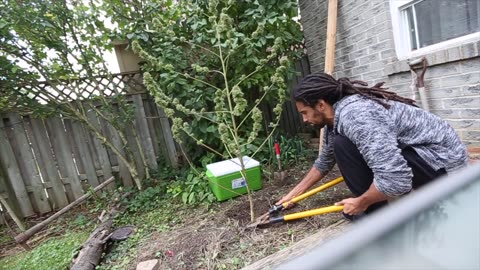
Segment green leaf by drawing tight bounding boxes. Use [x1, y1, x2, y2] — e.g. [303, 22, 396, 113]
[206, 126, 216, 133]
[188, 192, 195, 204]
[182, 192, 189, 204]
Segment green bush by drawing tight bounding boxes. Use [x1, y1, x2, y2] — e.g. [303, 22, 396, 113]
[166, 168, 216, 205]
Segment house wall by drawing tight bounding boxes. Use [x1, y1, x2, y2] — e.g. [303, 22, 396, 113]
[298, 0, 480, 149]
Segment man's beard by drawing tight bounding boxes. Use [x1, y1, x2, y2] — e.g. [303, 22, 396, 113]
[307, 122, 325, 129]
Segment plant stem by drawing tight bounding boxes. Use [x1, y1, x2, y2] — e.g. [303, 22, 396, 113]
[237, 83, 274, 129]
[216, 23, 255, 221]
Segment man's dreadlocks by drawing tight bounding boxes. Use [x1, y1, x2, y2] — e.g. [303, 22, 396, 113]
[293, 73, 416, 109]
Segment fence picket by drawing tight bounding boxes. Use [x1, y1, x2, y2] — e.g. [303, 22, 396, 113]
[0, 119, 34, 217]
[85, 108, 113, 184]
[69, 120, 100, 188]
[123, 117, 145, 180]
[107, 122, 133, 187]
[143, 99, 161, 159]
[63, 119, 86, 174]
[98, 117, 118, 167]
[26, 117, 69, 209]
[45, 117, 84, 200]
[97, 117, 117, 190]
[156, 105, 178, 167]
[133, 94, 158, 170]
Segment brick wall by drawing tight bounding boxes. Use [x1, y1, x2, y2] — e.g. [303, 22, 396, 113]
[299, 0, 480, 148]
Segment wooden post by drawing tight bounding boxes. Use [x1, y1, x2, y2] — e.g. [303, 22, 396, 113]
[319, 0, 338, 152]
[0, 196, 25, 232]
[324, 0, 338, 75]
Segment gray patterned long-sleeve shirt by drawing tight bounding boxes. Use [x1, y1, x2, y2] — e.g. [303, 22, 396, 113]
[314, 94, 468, 197]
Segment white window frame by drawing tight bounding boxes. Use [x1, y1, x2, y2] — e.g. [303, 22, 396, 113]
[390, 0, 480, 60]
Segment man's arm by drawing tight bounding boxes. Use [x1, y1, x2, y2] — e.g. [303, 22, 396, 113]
[335, 183, 390, 215]
[276, 167, 326, 206]
[276, 127, 335, 207]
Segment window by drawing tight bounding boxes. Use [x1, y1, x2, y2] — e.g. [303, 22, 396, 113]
[390, 0, 480, 59]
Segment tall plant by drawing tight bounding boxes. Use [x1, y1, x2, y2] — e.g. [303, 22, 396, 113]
[131, 0, 303, 220]
[0, 0, 149, 190]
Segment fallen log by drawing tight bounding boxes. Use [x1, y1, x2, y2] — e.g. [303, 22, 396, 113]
[70, 208, 117, 270]
[15, 176, 116, 245]
[70, 190, 134, 269]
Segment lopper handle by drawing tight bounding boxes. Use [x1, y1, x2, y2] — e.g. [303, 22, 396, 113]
[287, 176, 344, 205]
[269, 176, 345, 215]
[269, 205, 345, 224]
[283, 205, 344, 221]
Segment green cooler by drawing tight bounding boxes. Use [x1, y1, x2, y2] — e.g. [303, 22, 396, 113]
[206, 156, 262, 201]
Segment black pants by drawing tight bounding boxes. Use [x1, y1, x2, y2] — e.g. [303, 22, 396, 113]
[333, 135, 446, 214]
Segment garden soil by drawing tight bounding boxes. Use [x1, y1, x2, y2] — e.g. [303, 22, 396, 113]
[133, 166, 351, 270]
[0, 163, 352, 269]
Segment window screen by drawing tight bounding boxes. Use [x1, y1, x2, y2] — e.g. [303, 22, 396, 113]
[403, 0, 480, 50]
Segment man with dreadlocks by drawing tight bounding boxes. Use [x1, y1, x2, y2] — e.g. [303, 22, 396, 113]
[276, 72, 468, 220]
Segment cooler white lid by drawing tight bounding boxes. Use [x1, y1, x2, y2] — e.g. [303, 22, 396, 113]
[206, 156, 259, 177]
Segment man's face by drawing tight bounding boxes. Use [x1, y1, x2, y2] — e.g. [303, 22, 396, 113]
[296, 100, 328, 128]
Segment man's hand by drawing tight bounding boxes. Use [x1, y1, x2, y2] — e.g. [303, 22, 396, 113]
[335, 197, 368, 215]
[336, 183, 391, 215]
[275, 167, 325, 209]
[275, 195, 296, 209]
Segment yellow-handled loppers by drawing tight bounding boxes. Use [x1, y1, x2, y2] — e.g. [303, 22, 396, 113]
[247, 176, 345, 228]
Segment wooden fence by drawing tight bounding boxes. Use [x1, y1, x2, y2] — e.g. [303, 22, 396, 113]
[0, 56, 311, 222]
[0, 92, 178, 221]
[262, 56, 312, 136]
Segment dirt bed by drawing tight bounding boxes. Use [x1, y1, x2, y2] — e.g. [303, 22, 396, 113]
[133, 166, 351, 269]
[0, 163, 352, 270]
